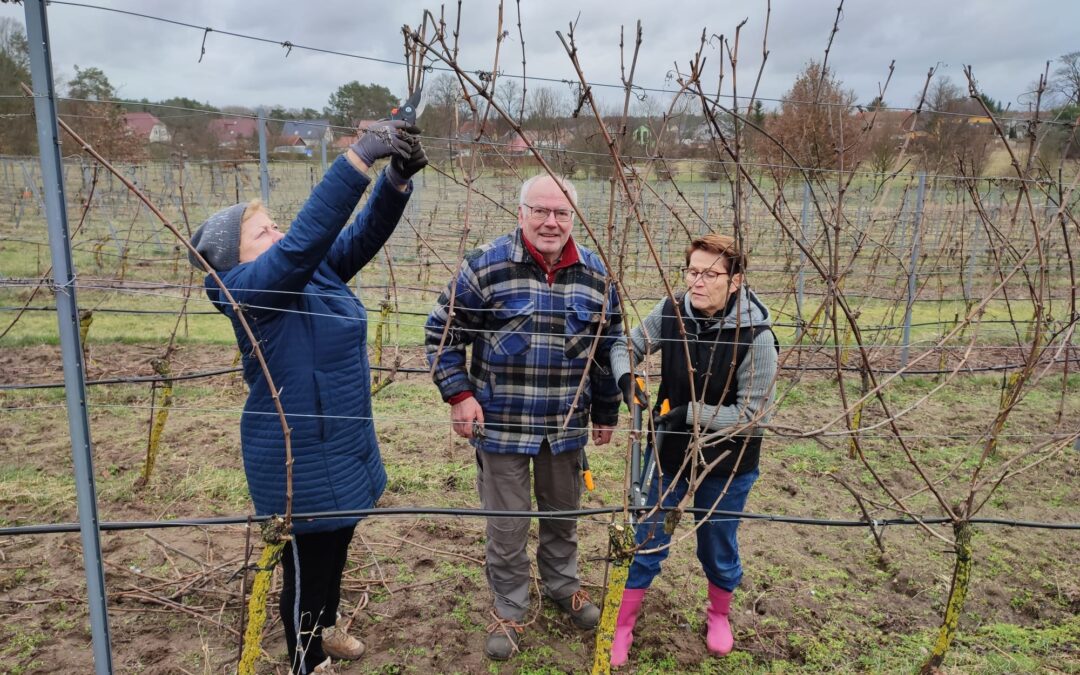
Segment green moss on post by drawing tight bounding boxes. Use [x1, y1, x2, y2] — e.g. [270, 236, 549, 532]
[921, 521, 973, 674]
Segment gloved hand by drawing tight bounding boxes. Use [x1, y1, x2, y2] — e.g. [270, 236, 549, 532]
[653, 403, 688, 430]
[618, 373, 650, 410]
[385, 132, 428, 185]
[349, 120, 413, 167]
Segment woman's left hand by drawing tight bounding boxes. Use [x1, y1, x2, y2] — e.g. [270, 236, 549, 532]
[349, 120, 414, 167]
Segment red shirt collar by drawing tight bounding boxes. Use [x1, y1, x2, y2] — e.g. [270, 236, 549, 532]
[521, 232, 579, 277]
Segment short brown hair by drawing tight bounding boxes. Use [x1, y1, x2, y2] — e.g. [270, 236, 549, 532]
[685, 233, 747, 274]
[242, 198, 267, 224]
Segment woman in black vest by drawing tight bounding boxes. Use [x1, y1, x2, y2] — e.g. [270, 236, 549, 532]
[608, 234, 779, 666]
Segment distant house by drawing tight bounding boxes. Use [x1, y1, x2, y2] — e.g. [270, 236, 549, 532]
[280, 119, 333, 147]
[208, 117, 258, 146]
[272, 135, 309, 156]
[1002, 111, 1038, 139]
[123, 112, 171, 143]
[504, 129, 571, 155]
[505, 131, 535, 155]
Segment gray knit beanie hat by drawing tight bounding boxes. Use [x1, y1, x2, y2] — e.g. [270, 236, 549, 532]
[189, 202, 246, 272]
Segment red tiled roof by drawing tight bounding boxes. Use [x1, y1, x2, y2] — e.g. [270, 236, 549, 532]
[208, 117, 258, 143]
[123, 112, 163, 137]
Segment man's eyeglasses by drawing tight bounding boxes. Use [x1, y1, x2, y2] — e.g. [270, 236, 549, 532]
[682, 267, 730, 283]
[522, 203, 573, 223]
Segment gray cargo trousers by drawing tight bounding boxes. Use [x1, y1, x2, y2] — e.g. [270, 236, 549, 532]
[476, 439, 583, 622]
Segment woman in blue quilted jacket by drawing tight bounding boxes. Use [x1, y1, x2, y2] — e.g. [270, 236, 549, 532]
[189, 121, 426, 674]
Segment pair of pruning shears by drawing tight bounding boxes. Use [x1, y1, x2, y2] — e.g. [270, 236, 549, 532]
[631, 380, 669, 513]
[390, 88, 423, 125]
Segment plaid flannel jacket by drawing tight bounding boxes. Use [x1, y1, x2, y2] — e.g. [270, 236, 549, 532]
[425, 228, 623, 455]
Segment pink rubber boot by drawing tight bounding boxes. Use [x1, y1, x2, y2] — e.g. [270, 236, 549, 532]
[706, 583, 734, 656]
[610, 588, 646, 668]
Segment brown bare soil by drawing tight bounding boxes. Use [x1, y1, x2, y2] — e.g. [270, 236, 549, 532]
[1, 343, 1078, 674]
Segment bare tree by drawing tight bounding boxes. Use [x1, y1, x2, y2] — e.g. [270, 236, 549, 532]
[1051, 51, 1080, 106]
[525, 86, 566, 129]
[495, 78, 523, 122]
[418, 72, 469, 151]
[914, 75, 993, 176]
[771, 60, 861, 170]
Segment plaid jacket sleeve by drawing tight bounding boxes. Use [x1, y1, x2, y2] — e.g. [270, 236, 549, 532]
[425, 252, 487, 401]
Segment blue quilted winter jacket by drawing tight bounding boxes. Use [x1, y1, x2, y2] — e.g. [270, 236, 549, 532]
[205, 156, 410, 533]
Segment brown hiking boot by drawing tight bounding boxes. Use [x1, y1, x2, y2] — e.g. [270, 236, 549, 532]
[484, 610, 524, 661]
[321, 624, 365, 661]
[551, 589, 601, 630]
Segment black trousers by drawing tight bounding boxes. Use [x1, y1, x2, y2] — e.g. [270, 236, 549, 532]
[279, 525, 355, 673]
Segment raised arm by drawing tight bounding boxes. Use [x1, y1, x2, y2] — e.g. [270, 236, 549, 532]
[208, 154, 372, 312]
[326, 130, 428, 281]
[324, 170, 411, 282]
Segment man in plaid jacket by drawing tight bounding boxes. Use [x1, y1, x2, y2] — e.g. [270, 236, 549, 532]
[425, 174, 623, 660]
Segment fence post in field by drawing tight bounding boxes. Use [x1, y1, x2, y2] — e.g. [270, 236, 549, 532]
[104, 219, 125, 258]
[23, 0, 115, 671]
[901, 172, 926, 370]
[965, 214, 980, 305]
[20, 161, 45, 213]
[795, 179, 811, 340]
[320, 135, 328, 175]
[257, 107, 270, 205]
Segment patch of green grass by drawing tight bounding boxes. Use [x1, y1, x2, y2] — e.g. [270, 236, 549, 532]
[515, 644, 560, 673]
[0, 624, 48, 675]
[171, 465, 250, 510]
[0, 465, 76, 518]
[783, 440, 839, 474]
[845, 616, 1080, 674]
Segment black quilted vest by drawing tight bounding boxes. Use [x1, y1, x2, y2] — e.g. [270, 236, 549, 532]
[656, 296, 774, 478]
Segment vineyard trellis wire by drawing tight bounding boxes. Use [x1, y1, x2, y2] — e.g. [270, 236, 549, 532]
[1, 0, 1079, 673]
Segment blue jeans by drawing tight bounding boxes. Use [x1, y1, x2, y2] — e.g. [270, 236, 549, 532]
[626, 467, 759, 592]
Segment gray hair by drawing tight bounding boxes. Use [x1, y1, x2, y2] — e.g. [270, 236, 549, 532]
[518, 174, 577, 209]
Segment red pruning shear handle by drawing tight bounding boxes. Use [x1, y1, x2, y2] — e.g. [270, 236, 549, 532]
[390, 89, 422, 125]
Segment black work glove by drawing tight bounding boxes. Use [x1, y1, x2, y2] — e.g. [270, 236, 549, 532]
[618, 373, 650, 410]
[385, 132, 428, 185]
[349, 119, 413, 166]
[653, 404, 688, 430]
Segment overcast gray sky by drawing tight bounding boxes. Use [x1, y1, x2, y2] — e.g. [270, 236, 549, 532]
[4, 1, 1078, 115]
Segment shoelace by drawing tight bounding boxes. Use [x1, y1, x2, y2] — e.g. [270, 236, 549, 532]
[569, 589, 592, 612]
[485, 609, 525, 644]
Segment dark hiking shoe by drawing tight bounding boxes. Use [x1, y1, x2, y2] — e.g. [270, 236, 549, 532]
[551, 589, 601, 630]
[484, 610, 524, 660]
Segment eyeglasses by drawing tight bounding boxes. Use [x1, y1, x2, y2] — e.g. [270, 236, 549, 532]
[683, 267, 730, 283]
[522, 203, 573, 223]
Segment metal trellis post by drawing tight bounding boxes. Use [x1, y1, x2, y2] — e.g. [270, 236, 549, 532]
[24, 1, 114, 672]
[964, 215, 979, 304]
[901, 172, 926, 370]
[257, 107, 270, 205]
[795, 180, 811, 340]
